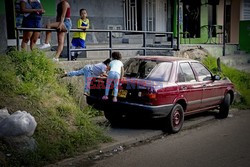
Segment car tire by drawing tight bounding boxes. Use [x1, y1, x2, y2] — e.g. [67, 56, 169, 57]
[217, 93, 231, 119]
[164, 104, 184, 133]
[104, 110, 122, 127]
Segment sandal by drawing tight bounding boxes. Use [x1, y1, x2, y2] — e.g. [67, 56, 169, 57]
[112, 97, 117, 102]
[84, 92, 90, 96]
[102, 95, 108, 100]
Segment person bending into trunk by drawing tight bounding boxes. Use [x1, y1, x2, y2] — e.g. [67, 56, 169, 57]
[62, 58, 111, 96]
[102, 52, 124, 102]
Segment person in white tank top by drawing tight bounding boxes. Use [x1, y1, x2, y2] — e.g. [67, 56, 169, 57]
[102, 52, 124, 102]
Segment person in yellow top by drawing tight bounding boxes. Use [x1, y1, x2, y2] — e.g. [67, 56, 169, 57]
[71, 8, 89, 60]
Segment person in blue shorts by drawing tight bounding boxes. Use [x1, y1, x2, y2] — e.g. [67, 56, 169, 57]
[71, 8, 90, 60]
[20, 0, 45, 50]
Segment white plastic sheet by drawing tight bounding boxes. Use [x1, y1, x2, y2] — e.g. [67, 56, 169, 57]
[0, 109, 37, 137]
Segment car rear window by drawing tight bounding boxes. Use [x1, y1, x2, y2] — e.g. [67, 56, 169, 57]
[124, 58, 172, 81]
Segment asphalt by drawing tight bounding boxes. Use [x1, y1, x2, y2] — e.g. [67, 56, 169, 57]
[46, 109, 238, 167]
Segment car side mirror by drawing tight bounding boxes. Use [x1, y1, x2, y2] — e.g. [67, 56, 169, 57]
[213, 75, 221, 81]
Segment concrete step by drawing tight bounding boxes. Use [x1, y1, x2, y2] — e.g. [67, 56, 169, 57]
[231, 64, 250, 73]
[138, 50, 174, 56]
[122, 34, 155, 44]
[220, 54, 250, 66]
[234, 50, 248, 55]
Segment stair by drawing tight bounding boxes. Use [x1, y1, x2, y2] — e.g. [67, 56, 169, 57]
[220, 53, 250, 73]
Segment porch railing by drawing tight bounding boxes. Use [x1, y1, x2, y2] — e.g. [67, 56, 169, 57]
[16, 27, 175, 61]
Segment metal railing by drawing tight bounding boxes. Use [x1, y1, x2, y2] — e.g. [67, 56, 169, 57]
[16, 27, 175, 60]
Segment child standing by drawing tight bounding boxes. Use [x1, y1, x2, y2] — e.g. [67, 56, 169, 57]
[71, 8, 89, 60]
[102, 52, 124, 102]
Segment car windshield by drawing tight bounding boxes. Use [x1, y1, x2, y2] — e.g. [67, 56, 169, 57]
[124, 58, 172, 81]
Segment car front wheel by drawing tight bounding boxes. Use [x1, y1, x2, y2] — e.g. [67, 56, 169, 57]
[217, 93, 231, 119]
[164, 104, 184, 133]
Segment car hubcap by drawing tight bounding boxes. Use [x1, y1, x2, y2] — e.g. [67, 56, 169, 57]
[173, 110, 181, 127]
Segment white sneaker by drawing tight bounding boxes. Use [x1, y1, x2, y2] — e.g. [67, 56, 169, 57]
[40, 43, 51, 49]
[53, 57, 59, 62]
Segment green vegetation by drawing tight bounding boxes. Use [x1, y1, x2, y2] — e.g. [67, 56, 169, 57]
[0, 50, 110, 166]
[202, 56, 250, 108]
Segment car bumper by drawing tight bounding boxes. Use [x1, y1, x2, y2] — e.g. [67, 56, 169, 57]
[87, 96, 174, 118]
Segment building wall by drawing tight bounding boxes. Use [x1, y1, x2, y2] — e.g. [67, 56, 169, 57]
[217, 0, 224, 26]
[230, 0, 240, 44]
[217, 0, 240, 44]
[69, 0, 124, 43]
[0, 0, 7, 53]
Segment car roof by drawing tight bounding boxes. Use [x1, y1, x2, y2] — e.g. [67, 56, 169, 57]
[131, 56, 199, 62]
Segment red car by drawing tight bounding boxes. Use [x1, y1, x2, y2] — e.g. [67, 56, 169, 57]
[87, 56, 235, 133]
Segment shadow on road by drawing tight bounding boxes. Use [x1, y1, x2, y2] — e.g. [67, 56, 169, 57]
[107, 110, 218, 130]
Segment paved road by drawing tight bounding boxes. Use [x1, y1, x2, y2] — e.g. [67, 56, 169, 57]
[91, 110, 250, 167]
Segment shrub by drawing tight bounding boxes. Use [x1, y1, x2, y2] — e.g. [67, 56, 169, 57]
[0, 50, 110, 166]
[202, 56, 250, 108]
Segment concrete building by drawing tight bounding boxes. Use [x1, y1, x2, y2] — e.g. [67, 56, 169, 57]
[0, 0, 249, 54]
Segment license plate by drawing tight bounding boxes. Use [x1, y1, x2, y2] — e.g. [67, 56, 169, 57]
[112, 90, 127, 98]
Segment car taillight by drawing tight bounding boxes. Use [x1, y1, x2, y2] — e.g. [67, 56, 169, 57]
[147, 93, 157, 99]
[138, 87, 157, 100]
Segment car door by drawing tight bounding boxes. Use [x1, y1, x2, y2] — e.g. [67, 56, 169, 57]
[177, 62, 203, 112]
[191, 62, 224, 108]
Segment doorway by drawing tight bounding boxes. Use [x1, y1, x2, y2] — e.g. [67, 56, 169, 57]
[124, 0, 168, 32]
[182, 0, 201, 38]
[5, 0, 16, 39]
[155, 0, 167, 32]
[124, 0, 139, 30]
[144, 0, 167, 31]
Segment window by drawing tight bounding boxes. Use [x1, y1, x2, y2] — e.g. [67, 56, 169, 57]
[124, 59, 172, 81]
[124, 59, 158, 78]
[178, 63, 196, 82]
[147, 62, 172, 81]
[191, 62, 212, 81]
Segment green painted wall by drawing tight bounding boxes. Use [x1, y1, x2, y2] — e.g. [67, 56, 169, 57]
[41, 0, 56, 16]
[0, 0, 5, 15]
[239, 21, 250, 53]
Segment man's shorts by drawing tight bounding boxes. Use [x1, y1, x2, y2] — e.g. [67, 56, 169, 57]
[71, 38, 86, 48]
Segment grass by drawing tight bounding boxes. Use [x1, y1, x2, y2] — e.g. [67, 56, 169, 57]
[0, 50, 110, 166]
[202, 56, 250, 108]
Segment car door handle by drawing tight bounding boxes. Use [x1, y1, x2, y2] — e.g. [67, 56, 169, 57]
[180, 86, 187, 90]
[203, 84, 206, 87]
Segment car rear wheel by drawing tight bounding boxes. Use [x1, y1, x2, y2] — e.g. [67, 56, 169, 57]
[164, 104, 184, 133]
[217, 93, 231, 119]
